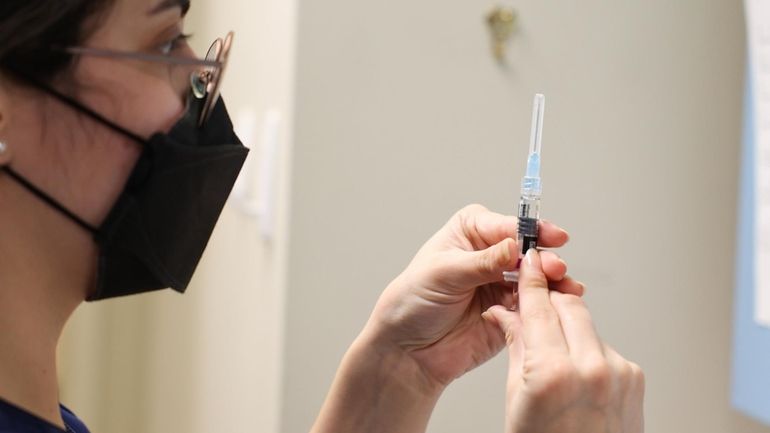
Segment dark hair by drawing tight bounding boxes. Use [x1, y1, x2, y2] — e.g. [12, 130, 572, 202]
[0, 0, 115, 83]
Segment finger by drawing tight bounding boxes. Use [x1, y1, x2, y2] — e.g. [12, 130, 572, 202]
[462, 206, 518, 248]
[480, 283, 516, 311]
[548, 277, 585, 297]
[505, 278, 583, 310]
[600, 342, 631, 375]
[517, 249, 568, 353]
[436, 238, 518, 288]
[457, 205, 569, 249]
[603, 344, 646, 396]
[500, 251, 567, 285]
[483, 306, 526, 358]
[602, 344, 636, 398]
[603, 344, 626, 369]
[549, 291, 604, 359]
[538, 220, 570, 248]
[602, 344, 640, 378]
[540, 250, 567, 282]
[484, 306, 527, 395]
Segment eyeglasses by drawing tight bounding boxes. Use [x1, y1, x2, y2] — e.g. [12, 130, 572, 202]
[65, 32, 234, 126]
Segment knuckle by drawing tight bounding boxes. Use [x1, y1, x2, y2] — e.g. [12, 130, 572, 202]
[580, 358, 612, 402]
[551, 293, 592, 323]
[460, 203, 488, 216]
[551, 292, 585, 309]
[527, 357, 579, 398]
[549, 358, 579, 383]
[615, 361, 634, 389]
[453, 205, 488, 247]
[629, 361, 646, 392]
[521, 305, 559, 324]
[522, 272, 550, 292]
[454, 204, 488, 225]
[476, 250, 498, 276]
[408, 254, 455, 288]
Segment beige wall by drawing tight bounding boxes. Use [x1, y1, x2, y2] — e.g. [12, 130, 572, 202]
[58, 1, 770, 433]
[282, 1, 770, 433]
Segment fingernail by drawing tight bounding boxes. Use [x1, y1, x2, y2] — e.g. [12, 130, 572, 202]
[481, 309, 498, 326]
[525, 248, 539, 267]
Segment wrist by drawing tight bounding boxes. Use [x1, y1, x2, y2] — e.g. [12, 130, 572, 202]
[310, 328, 445, 433]
[350, 327, 447, 401]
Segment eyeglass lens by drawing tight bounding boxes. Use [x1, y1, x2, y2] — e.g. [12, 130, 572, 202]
[191, 32, 233, 126]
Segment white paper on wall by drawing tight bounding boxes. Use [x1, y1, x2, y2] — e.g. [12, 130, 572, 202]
[746, 0, 770, 328]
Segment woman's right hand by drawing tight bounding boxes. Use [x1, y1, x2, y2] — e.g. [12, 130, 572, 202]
[484, 249, 645, 433]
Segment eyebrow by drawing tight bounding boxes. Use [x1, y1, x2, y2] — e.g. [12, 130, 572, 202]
[148, 0, 191, 16]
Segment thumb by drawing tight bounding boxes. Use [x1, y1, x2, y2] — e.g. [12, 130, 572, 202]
[516, 248, 553, 320]
[484, 305, 524, 349]
[484, 305, 526, 395]
[442, 238, 518, 288]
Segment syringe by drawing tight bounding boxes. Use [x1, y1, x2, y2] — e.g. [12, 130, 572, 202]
[503, 93, 545, 283]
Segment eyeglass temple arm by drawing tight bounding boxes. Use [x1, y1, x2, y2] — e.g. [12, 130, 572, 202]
[65, 47, 221, 68]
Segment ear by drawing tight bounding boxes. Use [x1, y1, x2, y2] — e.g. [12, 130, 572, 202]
[0, 140, 10, 166]
[0, 78, 12, 166]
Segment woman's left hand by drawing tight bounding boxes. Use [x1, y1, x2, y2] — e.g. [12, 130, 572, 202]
[361, 204, 584, 388]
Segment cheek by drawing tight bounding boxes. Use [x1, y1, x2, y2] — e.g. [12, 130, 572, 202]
[127, 81, 187, 135]
[75, 58, 187, 136]
[68, 129, 142, 226]
[66, 60, 187, 224]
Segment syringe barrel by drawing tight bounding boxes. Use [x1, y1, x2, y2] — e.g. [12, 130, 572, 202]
[517, 196, 540, 255]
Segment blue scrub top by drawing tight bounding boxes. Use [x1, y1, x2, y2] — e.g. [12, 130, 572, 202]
[0, 399, 90, 433]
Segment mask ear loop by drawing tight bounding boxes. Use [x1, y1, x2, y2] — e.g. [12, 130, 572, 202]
[1, 165, 98, 234]
[8, 70, 149, 145]
[0, 64, 148, 234]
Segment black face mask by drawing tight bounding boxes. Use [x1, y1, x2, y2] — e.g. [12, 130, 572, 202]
[1, 80, 249, 301]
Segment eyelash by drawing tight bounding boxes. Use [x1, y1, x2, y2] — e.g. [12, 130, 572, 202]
[159, 33, 193, 55]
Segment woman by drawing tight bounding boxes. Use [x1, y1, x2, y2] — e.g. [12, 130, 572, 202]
[0, 1, 645, 432]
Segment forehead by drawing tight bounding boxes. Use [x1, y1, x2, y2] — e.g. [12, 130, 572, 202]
[147, 0, 191, 16]
[86, 0, 190, 44]
[107, 0, 189, 18]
